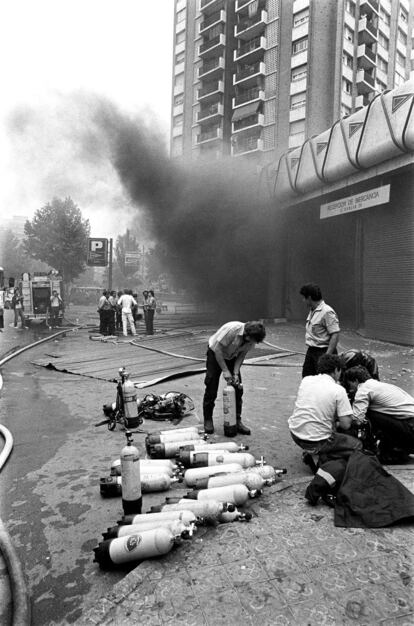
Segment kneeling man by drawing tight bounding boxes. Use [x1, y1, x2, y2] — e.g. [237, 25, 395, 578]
[288, 354, 362, 506]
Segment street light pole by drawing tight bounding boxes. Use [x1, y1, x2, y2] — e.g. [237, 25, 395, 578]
[108, 238, 113, 292]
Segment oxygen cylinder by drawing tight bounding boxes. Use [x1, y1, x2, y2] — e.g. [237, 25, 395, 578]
[148, 499, 232, 519]
[250, 465, 287, 483]
[121, 372, 140, 429]
[178, 441, 248, 462]
[158, 426, 202, 437]
[110, 458, 181, 477]
[103, 516, 196, 540]
[120, 431, 141, 514]
[183, 451, 257, 469]
[146, 431, 206, 445]
[194, 470, 265, 490]
[148, 439, 207, 459]
[185, 484, 259, 506]
[184, 463, 244, 487]
[93, 526, 182, 569]
[119, 509, 197, 528]
[101, 472, 179, 496]
[223, 383, 238, 437]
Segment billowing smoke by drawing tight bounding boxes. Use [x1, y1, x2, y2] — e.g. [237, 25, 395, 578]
[92, 99, 274, 319]
[5, 93, 275, 319]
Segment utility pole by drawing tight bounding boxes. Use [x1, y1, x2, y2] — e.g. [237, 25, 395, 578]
[108, 238, 113, 291]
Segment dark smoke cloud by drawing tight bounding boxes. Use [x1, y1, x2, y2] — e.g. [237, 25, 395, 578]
[92, 99, 274, 320]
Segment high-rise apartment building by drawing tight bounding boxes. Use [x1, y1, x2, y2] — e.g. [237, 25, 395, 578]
[170, 0, 414, 164]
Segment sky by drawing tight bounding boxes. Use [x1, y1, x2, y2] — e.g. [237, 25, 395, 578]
[0, 0, 175, 239]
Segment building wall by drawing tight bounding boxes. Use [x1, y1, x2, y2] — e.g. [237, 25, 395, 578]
[281, 166, 414, 345]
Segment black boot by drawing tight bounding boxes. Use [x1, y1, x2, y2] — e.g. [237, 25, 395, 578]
[236, 417, 251, 436]
[204, 417, 214, 434]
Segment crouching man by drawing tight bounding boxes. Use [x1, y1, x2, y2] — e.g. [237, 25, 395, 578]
[344, 366, 414, 464]
[288, 354, 362, 506]
[202, 320, 266, 435]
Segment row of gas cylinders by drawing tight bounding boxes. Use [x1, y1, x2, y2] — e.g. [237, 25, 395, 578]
[94, 426, 286, 568]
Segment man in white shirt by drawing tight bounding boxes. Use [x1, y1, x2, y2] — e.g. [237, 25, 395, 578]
[202, 320, 266, 435]
[117, 290, 137, 337]
[299, 283, 340, 378]
[345, 366, 414, 463]
[288, 354, 361, 506]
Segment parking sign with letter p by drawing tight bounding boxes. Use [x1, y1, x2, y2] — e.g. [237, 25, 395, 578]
[87, 238, 108, 266]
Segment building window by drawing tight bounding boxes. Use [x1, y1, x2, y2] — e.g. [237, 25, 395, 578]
[398, 29, 407, 46]
[293, 8, 309, 27]
[341, 104, 351, 117]
[176, 8, 186, 23]
[290, 91, 306, 109]
[379, 7, 390, 26]
[378, 32, 389, 50]
[345, 0, 355, 17]
[176, 31, 185, 45]
[395, 72, 405, 86]
[342, 78, 352, 94]
[399, 8, 408, 23]
[289, 119, 305, 134]
[291, 64, 307, 81]
[377, 55, 388, 73]
[343, 52, 353, 68]
[376, 79, 387, 92]
[344, 26, 354, 43]
[175, 73, 184, 90]
[396, 51, 406, 69]
[173, 114, 183, 127]
[174, 94, 184, 107]
[175, 51, 185, 65]
[292, 37, 308, 55]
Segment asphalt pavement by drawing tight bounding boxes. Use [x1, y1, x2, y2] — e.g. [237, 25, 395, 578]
[1, 307, 414, 625]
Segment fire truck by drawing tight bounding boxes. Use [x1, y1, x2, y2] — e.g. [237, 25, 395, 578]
[20, 271, 64, 326]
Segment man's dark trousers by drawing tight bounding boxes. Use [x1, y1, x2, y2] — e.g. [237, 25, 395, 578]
[203, 348, 243, 421]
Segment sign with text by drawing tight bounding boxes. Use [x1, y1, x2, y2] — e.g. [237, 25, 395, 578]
[124, 251, 140, 265]
[87, 238, 108, 266]
[320, 184, 390, 220]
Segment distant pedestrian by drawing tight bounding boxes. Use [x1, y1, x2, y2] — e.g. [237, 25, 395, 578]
[108, 290, 118, 335]
[98, 290, 112, 336]
[145, 289, 156, 335]
[116, 291, 123, 331]
[118, 289, 137, 337]
[49, 290, 63, 328]
[132, 293, 140, 325]
[12, 287, 26, 329]
[300, 283, 340, 378]
[142, 290, 149, 330]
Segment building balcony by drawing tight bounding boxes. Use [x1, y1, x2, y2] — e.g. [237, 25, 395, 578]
[356, 68, 375, 94]
[199, 33, 226, 57]
[197, 102, 224, 122]
[236, 0, 257, 11]
[198, 56, 225, 79]
[231, 135, 263, 156]
[197, 80, 224, 101]
[199, 9, 226, 34]
[235, 10, 267, 40]
[358, 16, 378, 45]
[342, 63, 353, 82]
[200, 0, 222, 13]
[357, 44, 376, 69]
[289, 105, 306, 122]
[355, 94, 367, 109]
[172, 125, 183, 138]
[234, 36, 266, 62]
[232, 112, 264, 133]
[290, 77, 307, 95]
[233, 87, 264, 108]
[233, 61, 265, 86]
[360, 0, 379, 16]
[196, 126, 223, 143]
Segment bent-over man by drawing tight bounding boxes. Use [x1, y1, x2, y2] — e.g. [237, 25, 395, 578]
[202, 321, 266, 435]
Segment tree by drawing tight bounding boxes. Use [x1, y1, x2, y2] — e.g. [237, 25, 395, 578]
[0, 229, 49, 281]
[24, 197, 90, 292]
